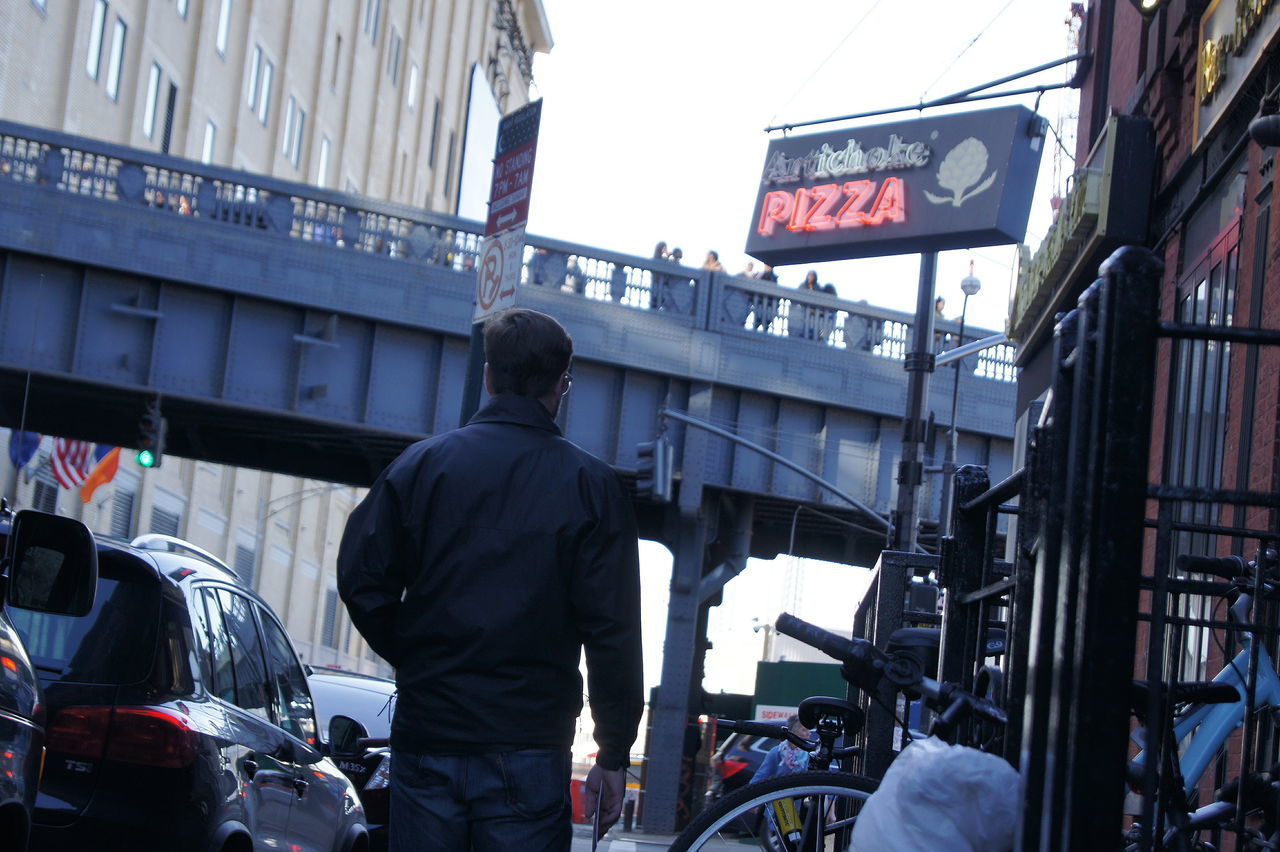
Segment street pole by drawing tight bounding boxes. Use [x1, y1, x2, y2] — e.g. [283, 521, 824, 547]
[939, 263, 981, 538]
[891, 252, 937, 553]
[458, 322, 486, 427]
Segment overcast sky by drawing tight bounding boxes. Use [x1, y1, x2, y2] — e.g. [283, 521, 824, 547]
[522, 0, 1081, 698]
[527, 0, 1080, 333]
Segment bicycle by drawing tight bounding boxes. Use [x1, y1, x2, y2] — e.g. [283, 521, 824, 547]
[1126, 549, 1280, 850]
[669, 613, 1008, 852]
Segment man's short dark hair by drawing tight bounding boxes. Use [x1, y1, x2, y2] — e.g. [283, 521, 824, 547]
[484, 308, 573, 397]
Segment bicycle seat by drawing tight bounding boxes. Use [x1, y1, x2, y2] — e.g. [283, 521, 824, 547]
[798, 696, 865, 735]
[1130, 680, 1240, 724]
[885, 626, 1007, 678]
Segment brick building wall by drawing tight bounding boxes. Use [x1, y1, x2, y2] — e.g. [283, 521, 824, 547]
[1072, 0, 1280, 818]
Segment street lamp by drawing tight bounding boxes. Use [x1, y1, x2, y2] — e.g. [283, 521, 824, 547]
[751, 618, 775, 662]
[941, 262, 981, 537]
[1128, 0, 1168, 17]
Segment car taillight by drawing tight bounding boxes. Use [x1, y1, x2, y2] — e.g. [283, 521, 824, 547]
[721, 759, 750, 779]
[106, 707, 199, 769]
[46, 706, 198, 769]
[46, 707, 111, 759]
[365, 753, 391, 791]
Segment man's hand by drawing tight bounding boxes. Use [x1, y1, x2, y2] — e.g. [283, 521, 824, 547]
[583, 762, 627, 841]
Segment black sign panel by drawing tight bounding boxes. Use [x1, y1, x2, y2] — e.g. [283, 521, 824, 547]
[745, 105, 1045, 265]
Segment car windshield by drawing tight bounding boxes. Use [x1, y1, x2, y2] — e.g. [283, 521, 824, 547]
[9, 551, 160, 684]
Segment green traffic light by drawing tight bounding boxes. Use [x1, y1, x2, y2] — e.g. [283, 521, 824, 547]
[136, 449, 157, 468]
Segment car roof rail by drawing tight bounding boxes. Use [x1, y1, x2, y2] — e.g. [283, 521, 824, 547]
[130, 533, 239, 578]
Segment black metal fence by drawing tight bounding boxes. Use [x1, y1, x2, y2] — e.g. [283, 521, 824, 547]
[924, 244, 1280, 850]
[868, 247, 1165, 849]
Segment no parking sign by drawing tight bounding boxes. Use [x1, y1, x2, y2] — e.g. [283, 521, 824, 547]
[473, 225, 524, 322]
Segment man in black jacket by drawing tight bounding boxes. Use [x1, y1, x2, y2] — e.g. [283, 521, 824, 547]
[338, 308, 643, 851]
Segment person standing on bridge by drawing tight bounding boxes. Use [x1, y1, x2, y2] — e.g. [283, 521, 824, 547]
[338, 308, 643, 852]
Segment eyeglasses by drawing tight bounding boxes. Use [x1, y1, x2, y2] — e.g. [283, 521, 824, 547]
[561, 372, 573, 396]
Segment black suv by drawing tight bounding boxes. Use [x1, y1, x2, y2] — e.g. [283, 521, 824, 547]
[0, 510, 98, 852]
[10, 533, 369, 852]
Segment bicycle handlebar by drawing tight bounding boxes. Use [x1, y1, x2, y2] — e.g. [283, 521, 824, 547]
[775, 614, 867, 664]
[717, 719, 812, 750]
[774, 613, 1008, 730]
[1176, 554, 1247, 581]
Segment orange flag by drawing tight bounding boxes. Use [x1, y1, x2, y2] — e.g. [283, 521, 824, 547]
[80, 446, 122, 503]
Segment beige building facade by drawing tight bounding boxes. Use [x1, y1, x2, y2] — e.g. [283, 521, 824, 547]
[0, 0, 551, 675]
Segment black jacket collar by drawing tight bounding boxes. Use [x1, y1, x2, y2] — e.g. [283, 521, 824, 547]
[467, 393, 562, 435]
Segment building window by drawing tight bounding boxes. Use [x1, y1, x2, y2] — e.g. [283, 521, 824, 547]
[201, 120, 216, 163]
[282, 95, 305, 168]
[234, 544, 256, 589]
[32, 466, 57, 513]
[246, 45, 261, 109]
[247, 46, 273, 126]
[86, 0, 108, 80]
[177, 0, 189, 18]
[387, 27, 401, 85]
[160, 82, 177, 153]
[215, 0, 232, 57]
[143, 62, 161, 138]
[407, 63, 419, 109]
[110, 488, 135, 537]
[316, 135, 330, 188]
[330, 34, 341, 91]
[322, 588, 339, 648]
[429, 97, 441, 166]
[151, 507, 181, 537]
[281, 95, 295, 154]
[363, 0, 381, 45]
[1167, 223, 1240, 681]
[257, 59, 273, 125]
[104, 17, 127, 101]
[444, 129, 456, 202]
[291, 107, 305, 167]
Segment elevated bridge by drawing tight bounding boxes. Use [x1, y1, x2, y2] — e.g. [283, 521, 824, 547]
[0, 120, 1018, 828]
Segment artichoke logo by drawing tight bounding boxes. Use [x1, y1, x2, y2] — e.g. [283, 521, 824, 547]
[924, 137, 998, 207]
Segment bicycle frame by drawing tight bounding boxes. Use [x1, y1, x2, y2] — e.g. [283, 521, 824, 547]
[1176, 640, 1280, 797]
[1134, 638, 1280, 799]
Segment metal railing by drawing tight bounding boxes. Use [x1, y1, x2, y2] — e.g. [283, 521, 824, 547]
[0, 118, 1017, 382]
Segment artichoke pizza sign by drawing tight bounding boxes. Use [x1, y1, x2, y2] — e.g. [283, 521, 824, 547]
[745, 105, 1045, 265]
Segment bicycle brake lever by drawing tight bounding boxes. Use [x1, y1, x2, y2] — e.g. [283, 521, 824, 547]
[881, 653, 924, 689]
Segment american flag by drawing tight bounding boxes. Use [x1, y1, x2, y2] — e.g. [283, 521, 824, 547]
[51, 438, 93, 489]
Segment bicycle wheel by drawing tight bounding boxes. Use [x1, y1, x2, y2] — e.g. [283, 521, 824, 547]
[669, 772, 879, 852]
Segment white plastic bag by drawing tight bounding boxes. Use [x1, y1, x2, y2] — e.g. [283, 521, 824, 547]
[850, 737, 1019, 851]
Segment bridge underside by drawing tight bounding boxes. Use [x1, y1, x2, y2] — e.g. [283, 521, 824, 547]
[0, 367, 884, 565]
[0, 368, 413, 486]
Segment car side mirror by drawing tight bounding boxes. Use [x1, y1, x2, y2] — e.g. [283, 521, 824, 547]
[329, 714, 368, 756]
[6, 510, 97, 617]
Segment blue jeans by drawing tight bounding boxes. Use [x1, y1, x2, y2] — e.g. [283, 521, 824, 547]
[390, 748, 572, 852]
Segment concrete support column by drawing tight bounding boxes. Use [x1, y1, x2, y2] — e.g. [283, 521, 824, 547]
[644, 380, 715, 834]
[643, 496, 713, 834]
